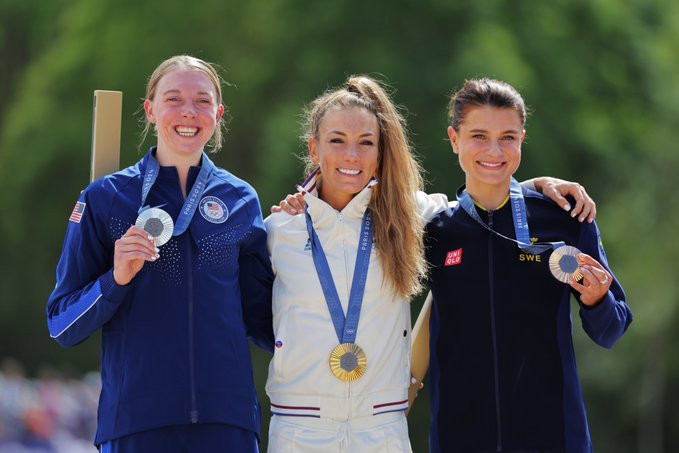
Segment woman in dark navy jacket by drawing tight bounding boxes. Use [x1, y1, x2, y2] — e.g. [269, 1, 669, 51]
[47, 55, 273, 452]
[424, 78, 632, 453]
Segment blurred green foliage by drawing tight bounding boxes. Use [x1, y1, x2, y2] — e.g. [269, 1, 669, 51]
[1, 0, 677, 451]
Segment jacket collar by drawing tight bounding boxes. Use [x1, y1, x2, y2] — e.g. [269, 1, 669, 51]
[304, 180, 377, 229]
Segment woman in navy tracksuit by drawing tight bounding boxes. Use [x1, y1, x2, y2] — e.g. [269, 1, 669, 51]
[424, 79, 632, 453]
[47, 55, 274, 452]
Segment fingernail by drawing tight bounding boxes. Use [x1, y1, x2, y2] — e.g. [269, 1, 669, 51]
[291, 209, 297, 214]
[571, 212, 577, 217]
[155, 253, 160, 259]
[155, 247, 160, 253]
[563, 204, 571, 211]
[148, 235, 154, 241]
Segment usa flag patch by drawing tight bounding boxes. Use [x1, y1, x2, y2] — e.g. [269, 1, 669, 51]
[445, 248, 463, 266]
[69, 201, 86, 223]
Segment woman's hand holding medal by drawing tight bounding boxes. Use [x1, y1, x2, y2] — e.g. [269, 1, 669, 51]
[570, 253, 612, 306]
[113, 226, 160, 286]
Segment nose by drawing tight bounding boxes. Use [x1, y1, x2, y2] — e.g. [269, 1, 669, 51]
[488, 139, 502, 155]
[181, 104, 197, 118]
[344, 143, 360, 161]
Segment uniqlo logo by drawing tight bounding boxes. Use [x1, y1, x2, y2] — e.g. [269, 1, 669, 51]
[445, 248, 463, 266]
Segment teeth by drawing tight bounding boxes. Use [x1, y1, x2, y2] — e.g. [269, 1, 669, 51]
[478, 161, 503, 168]
[176, 126, 198, 137]
[338, 168, 360, 175]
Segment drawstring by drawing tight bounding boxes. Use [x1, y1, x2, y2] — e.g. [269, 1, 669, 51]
[336, 421, 348, 452]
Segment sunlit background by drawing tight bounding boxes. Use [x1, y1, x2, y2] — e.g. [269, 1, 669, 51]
[1, 0, 677, 451]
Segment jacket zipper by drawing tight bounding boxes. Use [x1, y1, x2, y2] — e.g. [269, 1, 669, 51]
[186, 230, 198, 423]
[337, 211, 352, 405]
[488, 210, 502, 452]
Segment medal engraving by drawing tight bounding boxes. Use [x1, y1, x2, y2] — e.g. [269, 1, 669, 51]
[549, 245, 584, 283]
[143, 217, 164, 237]
[340, 351, 359, 372]
[135, 207, 174, 247]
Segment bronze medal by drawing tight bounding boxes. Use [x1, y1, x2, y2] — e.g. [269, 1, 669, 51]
[549, 245, 583, 283]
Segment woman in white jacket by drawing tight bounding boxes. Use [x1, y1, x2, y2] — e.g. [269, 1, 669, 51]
[264, 76, 595, 453]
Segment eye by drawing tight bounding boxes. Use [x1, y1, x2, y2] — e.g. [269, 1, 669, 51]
[501, 135, 517, 141]
[360, 139, 375, 146]
[198, 98, 212, 104]
[472, 134, 486, 140]
[329, 137, 344, 144]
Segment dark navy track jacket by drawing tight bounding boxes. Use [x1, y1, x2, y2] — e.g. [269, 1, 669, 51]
[47, 149, 274, 445]
[425, 187, 632, 453]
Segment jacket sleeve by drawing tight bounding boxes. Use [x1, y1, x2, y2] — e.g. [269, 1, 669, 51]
[46, 186, 132, 347]
[417, 191, 457, 223]
[575, 220, 633, 349]
[239, 194, 274, 353]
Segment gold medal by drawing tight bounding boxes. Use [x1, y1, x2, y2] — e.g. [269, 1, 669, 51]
[329, 343, 367, 382]
[549, 245, 583, 283]
[135, 207, 174, 246]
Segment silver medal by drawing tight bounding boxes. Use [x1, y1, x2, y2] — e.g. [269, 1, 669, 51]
[135, 207, 174, 246]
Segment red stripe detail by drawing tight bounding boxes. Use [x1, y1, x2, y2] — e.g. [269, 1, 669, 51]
[373, 399, 408, 409]
[271, 403, 320, 411]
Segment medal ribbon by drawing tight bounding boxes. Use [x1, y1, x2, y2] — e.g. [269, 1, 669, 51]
[140, 149, 214, 236]
[457, 178, 563, 254]
[305, 208, 373, 344]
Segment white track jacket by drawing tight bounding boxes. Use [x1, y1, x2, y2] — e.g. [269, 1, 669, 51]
[264, 184, 449, 420]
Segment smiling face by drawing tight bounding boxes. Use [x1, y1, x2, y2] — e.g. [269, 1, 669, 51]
[448, 105, 525, 206]
[144, 67, 224, 164]
[309, 106, 380, 211]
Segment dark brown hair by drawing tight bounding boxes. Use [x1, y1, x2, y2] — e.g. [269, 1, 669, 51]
[448, 78, 527, 131]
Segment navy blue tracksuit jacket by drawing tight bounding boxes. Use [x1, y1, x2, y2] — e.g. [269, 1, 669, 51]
[425, 187, 632, 453]
[47, 149, 274, 446]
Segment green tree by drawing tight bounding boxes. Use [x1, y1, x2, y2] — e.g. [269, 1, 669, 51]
[1, 0, 678, 450]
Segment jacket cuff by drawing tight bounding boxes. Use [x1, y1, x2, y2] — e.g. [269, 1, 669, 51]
[580, 290, 614, 317]
[99, 269, 132, 305]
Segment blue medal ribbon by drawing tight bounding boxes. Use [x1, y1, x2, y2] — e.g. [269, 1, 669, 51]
[457, 178, 563, 254]
[140, 149, 214, 236]
[305, 208, 373, 344]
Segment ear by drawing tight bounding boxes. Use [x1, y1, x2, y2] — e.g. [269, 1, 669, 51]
[143, 99, 155, 124]
[447, 126, 459, 154]
[308, 138, 320, 165]
[216, 104, 225, 122]
[520, 129, 527, 144]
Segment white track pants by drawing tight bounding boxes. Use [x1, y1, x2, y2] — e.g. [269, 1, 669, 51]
[268, 411, 412, 453]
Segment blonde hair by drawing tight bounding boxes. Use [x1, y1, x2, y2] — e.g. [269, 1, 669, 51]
[140, 55, 226, 152]
[302, 76, 426, 299]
